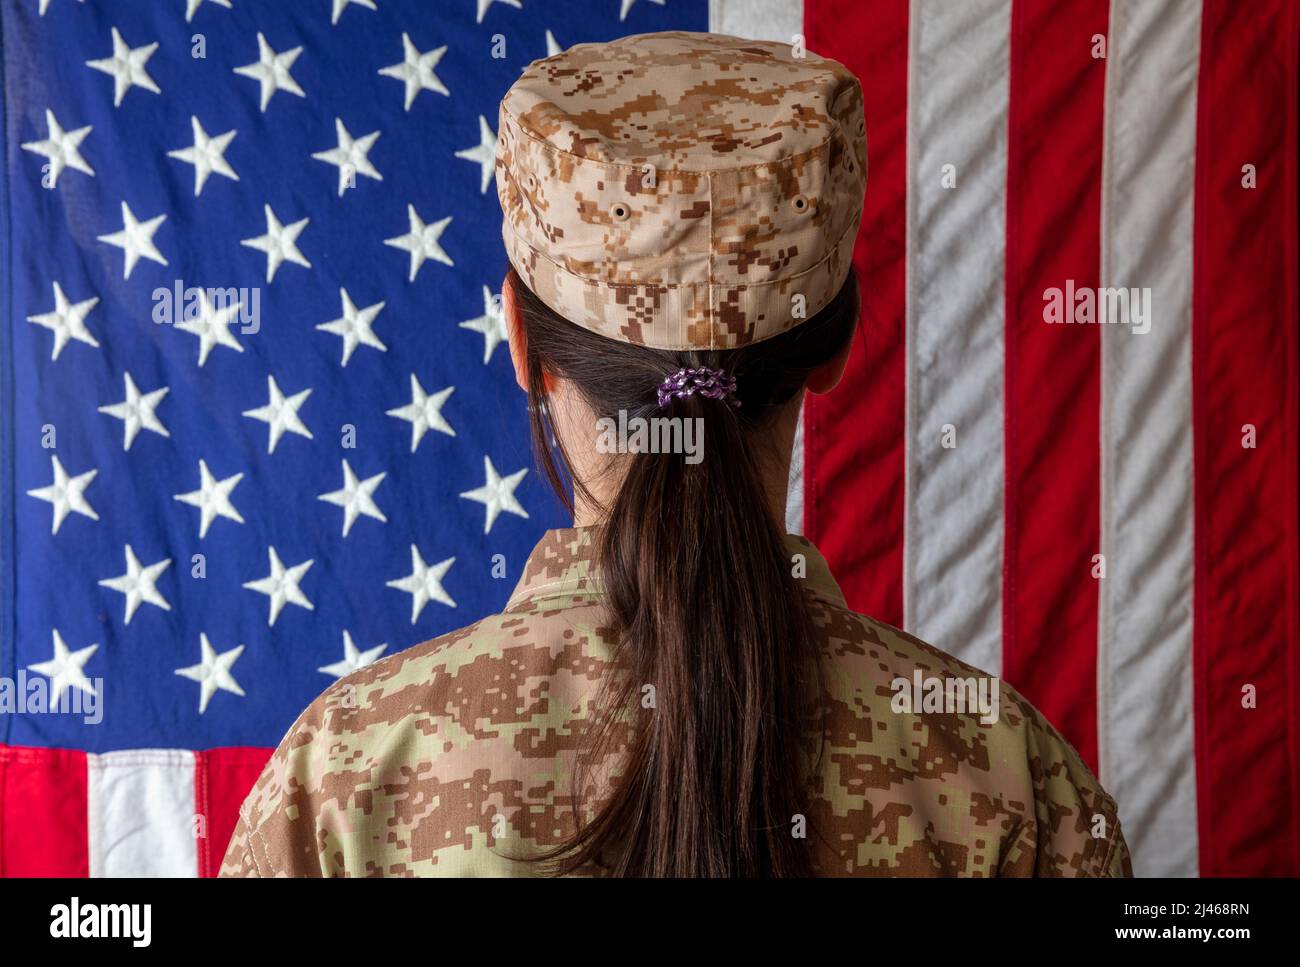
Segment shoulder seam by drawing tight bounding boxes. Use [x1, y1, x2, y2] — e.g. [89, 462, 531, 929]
[1099, 816, 1124, 878]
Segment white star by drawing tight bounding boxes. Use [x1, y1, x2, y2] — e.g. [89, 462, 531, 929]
[318, 459, 387, 537]
[454, 116, 497, 194]
[312, 117, 382, 196]
[378, 33, 449, 110]
[86, 27, 161, 107]
[98, 372, 170, 451]
[385, 204, 453, 281]
[167, 116, 238, 196]
[174, 459, 245, 539]
[243, 546, 314, 626]
[185, 0, 232, 23]
[234, 32, 305, 112]
[21, 109, 94, 187]
[26, 281, 100, 360]
[174, 288, 243, 366]
[332, 0, 377, 25]
[99, 544, 171, 624]
[97, 201, 167, 279]
[175, 633, 245, 714]
[318, 629, 387, 678]
[545, 30, 563, 57]
[460, 455, 529, 534]
[39, 0, 85, 15]
[241, 204, 311, 282]
[459, 285, 507, 363]
[317, 288, 386, 365]
[29, 630, 98, 704]
[477, 0, 521, 23]
[242, 375, 312, 453]
[387, 545, 456, 623]
[620, 0, 665, 20]
[27, 454, 98, 534]
[387, 375, 455, 452]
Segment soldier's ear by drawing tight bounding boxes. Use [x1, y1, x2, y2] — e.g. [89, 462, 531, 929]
[805, 317, 857, 395]
[504, 272, 557, 395]
[504, 273, 529, 393]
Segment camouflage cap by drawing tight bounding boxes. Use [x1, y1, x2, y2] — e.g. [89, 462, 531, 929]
[495, 30, 867, 350]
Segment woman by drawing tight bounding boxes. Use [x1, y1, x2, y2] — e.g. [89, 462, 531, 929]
[221, 31, 1131, 877]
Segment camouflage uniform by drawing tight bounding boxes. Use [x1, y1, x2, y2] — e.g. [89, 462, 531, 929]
[220, 529, 1132, 877]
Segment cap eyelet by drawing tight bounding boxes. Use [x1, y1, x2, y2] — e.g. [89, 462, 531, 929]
[610, 201, 632, 222]
[791, 194, 810, 214]
[523, 172, 536, 191]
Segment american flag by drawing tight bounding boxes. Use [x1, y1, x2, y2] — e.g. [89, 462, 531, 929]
[1, 0, 1296, 878]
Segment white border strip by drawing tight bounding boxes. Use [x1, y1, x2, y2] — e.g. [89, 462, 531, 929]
[87, 749, 198, 877]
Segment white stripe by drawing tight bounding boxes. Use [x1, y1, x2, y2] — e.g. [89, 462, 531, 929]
[87, 749, 198, 877]
[786, 401, 805, 535]
[709, 0, 802, 44]
[1098, 0, 1201, 878]
[903, 0, 1009, 676]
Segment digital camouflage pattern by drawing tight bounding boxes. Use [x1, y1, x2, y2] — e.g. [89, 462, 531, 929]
[495, 31, 867, 350]
[221, 529, 1133, 877]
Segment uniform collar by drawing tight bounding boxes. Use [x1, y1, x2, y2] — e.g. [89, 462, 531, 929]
[505, 527, 846, 611]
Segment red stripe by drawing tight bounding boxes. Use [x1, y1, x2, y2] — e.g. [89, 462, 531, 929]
[0, 745, 88, 876]
[1002, 0, 1109, 771]
[804, 0, 908, 627]
[195, 746, 273, 877]
[1192, 0, 1300, 877]
[1003, 0, 1107, 769]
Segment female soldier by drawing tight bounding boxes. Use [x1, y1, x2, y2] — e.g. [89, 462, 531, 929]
[221, 31, 1131, 878]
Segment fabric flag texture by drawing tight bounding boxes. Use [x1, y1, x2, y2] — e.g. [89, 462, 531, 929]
[0, 0, 1296, 877]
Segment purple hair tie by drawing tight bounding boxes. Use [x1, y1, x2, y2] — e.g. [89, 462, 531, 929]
[657, 367, 740, 409]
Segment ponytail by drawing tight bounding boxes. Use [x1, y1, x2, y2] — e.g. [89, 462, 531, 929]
[513, 269, 859, 876]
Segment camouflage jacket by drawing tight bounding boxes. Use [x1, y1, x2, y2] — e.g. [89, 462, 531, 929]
[220, 528, 1132, 877]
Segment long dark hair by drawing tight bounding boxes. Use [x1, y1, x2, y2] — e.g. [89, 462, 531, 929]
[511, 268, 860, 876]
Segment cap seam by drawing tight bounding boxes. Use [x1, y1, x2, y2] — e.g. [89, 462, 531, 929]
[500, 102, 847, 177]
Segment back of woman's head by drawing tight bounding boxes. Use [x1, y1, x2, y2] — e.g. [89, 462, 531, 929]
[513, 266, 859, 876]
[494, 30, 867, 876]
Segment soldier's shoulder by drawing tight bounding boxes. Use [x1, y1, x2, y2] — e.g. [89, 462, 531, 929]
[809, 595, 1002, 698]
[236, 611, 522, 821]
[811, 601, 1127, 874]
[816, 598, 1117, 805]
[298, 609, 532, 735]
